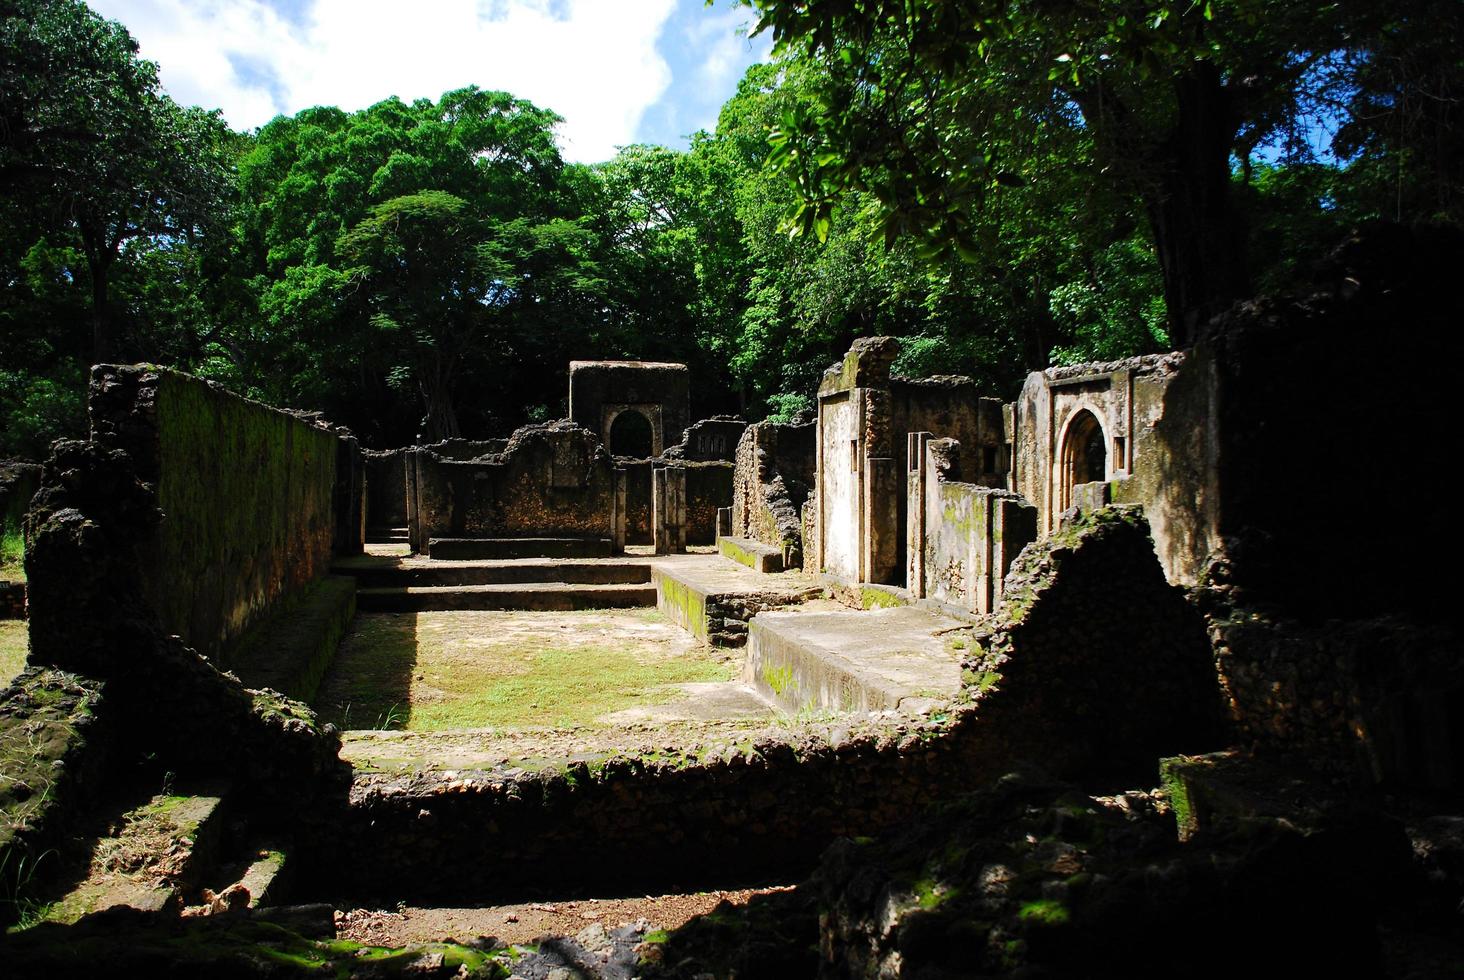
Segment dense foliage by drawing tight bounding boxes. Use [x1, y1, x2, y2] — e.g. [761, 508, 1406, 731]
[2, 0, 1459, 454]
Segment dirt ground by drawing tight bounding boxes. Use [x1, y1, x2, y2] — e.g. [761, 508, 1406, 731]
[335, 885, 796, 947]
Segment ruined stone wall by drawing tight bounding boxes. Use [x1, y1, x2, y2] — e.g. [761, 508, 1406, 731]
[907, 435, 1037, 614]
[321, 507, 1223, 900]
[87, 366, 339, 662]
[662, 416, 747, 462]
[568, 360, 691, 457]
[363, 449, 407, 527]
[891, 379, 1005, 485]
[620, 459, 653, 546]
[731, 420, 815, 568]
[683, 461, 733, 546]
[0, 460, 41, 535]
[1011, 352, 1211, 586]
[412, 421, 617, 545]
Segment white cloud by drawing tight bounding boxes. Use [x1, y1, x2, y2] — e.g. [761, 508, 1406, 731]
[88, 0, 679, 162]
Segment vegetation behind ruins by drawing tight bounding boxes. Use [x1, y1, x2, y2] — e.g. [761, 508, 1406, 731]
[2, 0, 1460, 454]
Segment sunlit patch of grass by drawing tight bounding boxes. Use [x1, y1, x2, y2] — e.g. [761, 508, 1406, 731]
[0, 621, 27, 686]
[315, 610, 733, 731]
[0, 530, 23, 584]
[411, 645, 731, 730]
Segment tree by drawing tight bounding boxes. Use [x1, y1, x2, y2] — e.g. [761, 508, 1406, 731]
[1, 0, 233, 363]
[744, 0, 1412, 346]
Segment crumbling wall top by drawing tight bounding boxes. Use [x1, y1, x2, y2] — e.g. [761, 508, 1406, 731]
[819, 336, 901, 396]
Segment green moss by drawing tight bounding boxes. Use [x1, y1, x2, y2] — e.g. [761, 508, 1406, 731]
[642, 929, 670, 944]
[859, 586, 905, 610]
[762, 665, 794, 696]
[1158, 756, 1197, 838]
[1017, 899, 1070, 927]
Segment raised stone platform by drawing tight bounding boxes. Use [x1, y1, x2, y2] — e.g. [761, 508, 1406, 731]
[717, 535, 784, 573]
[333, 556, 651, 589]
[744, 606, 963, 715]
[427, 537, 613, 560]
[651, 555, 819, 646]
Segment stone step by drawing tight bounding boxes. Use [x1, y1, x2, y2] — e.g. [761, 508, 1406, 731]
[744, 607, 963, 715]
[717, 535, 785, 573]
[427, 537, 613, 560]
[334, 559, 652, 589]
[203, 844, 290, 909]
[651, 555, 819, 647]
[51, 788, 228, 925]
[356, 582, 656, 612]
[366, 526, 409, 543]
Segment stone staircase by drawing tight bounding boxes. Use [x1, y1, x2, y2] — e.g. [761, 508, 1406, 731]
[336, 555, 656, 612]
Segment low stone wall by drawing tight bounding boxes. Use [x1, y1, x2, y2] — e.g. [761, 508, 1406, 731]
[85, 366, 341, 663]
[409, 422, 618, 549]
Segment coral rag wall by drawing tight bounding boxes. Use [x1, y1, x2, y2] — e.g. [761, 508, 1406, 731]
[732, 419, 815, 568]
[411, 421, 618, 546]
[87, 365, 339, 662]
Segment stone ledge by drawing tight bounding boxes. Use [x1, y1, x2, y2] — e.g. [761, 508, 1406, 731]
[744, 607, 963, 714]
[717, 535, 784, 573]
[229, 576, 357, 703]
[651, 556, 818, 646]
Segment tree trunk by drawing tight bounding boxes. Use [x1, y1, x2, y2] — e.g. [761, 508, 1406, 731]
[1142, 65, 1249, 349]
[89, 253, 116, 365]
[420, 363, 461, 442]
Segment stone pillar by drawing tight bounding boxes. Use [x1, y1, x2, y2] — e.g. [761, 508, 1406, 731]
[906, 432, 933, 597]
[405, 449, 421, 554]
[613, 467, 629, 553]
[863, 456, 899, 585]
[653, 466, 687, 554]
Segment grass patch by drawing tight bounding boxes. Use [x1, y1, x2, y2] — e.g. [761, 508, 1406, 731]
[0, 530, 23, 584]
[316, 610, 734, 731]
[0, 621, 27, 686]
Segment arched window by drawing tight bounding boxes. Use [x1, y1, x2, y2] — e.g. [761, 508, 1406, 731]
[609, 409, 654, 457]
[1060, 409, 1107, 510]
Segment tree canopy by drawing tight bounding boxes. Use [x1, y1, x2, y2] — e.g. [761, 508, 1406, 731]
[1, 0, 1459, 456]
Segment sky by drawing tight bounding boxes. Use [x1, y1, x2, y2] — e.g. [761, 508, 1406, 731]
[86, 0, 774, 164]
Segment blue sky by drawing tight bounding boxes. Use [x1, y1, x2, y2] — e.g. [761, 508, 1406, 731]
[86, 0, 773, 163]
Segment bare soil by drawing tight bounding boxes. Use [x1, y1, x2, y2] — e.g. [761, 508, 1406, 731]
[335, 885, 796, 947]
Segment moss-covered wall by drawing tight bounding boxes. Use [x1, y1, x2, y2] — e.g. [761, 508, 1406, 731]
[89, 366, 338, 662]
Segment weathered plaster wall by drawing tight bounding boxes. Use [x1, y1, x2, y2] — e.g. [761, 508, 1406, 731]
[568, 360, 691, 458]
[908, 435, 1037, 614]
[88, 365, 339, 663]
[1011, 353, 1210, 586]
[818, 392, 861, 581]
[412, 421, 617, 546]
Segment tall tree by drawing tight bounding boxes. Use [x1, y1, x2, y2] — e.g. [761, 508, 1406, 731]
[744, 0, 1407, 346]
[1, 0, 232, 363]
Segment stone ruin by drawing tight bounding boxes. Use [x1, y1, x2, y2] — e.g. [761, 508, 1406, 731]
[1, 226, 1462, 975]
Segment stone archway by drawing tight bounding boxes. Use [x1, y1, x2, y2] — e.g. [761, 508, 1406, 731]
[608, 408, 654, 458]
[1059, 408, 1107, 511]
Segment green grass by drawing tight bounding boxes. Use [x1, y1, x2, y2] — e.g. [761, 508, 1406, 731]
[315, 611, 734, 731]
[0, 621, 27, 686]
[0, 530, 23, 584]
